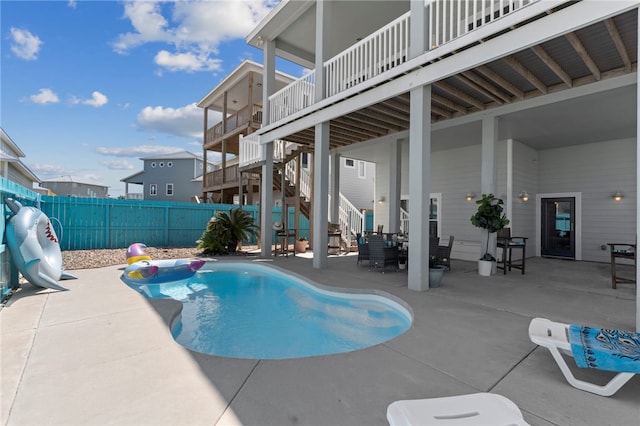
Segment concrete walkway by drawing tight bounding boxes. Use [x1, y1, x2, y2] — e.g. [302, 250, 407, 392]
[1, 254, 638, 425]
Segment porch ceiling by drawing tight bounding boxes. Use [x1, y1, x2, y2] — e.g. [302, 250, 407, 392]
[276, 8, 638, 153]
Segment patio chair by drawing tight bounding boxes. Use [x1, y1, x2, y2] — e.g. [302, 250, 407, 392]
[437, 235, 454, 271]
[367, 234, 398, 273]
[607, 241, 636, 289]
[387, 393, 530, 426]
[356, 233, 369, 265]
[496, 228, 527, 274]
[528, 317, 639, 397]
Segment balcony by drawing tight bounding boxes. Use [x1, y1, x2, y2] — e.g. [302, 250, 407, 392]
[204, 104, 262, 152]
[268, 0, 543, 126]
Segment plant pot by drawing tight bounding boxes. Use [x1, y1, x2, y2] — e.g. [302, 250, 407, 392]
[398, 262, 406, 270]
[295, 240, 308, 253]
[478, 259, 494, 276]
[429, 266, 444, 288]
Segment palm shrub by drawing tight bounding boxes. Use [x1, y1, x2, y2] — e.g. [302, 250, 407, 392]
[470, 193, 509, 261]
[197, 208, 258, 255]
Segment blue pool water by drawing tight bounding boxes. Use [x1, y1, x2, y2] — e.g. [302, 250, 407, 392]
[122, 261, 412, 359]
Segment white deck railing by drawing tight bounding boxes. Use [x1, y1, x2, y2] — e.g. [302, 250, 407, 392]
[238, 133, 262, 168]
[269, 71, 316, 124]
[400, 207, 410, 235]
[339, 193, 365, 241]
[325, 13, 410, 98]
[267, 0, 540, 125]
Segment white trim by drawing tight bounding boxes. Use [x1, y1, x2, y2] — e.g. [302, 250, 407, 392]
[535, 192, 582, 260]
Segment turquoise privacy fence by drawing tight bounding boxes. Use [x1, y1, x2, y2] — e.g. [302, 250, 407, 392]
[0, 177, 42, 301]
[38, 196, 310, 250]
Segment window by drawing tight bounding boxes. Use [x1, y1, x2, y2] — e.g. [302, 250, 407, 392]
[151, 162, 156, 168]
[159, 162, 164, 167]
[149, 184, 157, 196]
[358, 161, 366, 178]
[345, 158, 355, 168]
[301, 152, 309, 169]
[167, 161, 173, 167]
[166, 183, 174, 196]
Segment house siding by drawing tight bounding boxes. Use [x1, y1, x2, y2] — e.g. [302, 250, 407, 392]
[339, 158, 375, 211]
[143, 158, 203, 202]
[538, 138, 636, 262]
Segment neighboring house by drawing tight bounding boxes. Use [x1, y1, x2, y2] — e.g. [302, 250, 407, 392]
[121, 151, 211, 202]
[0, 128, 41, 189]
[41, 177, 109, 198]
[245, 0, 639, 292]
[197, 59, 297, 205]
[198, 60, 375, 241]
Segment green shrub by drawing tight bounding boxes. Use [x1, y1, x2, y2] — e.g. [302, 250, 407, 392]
[197, 208, 258, 255]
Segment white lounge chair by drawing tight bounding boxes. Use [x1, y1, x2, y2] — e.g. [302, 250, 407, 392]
[387, 392, 530, 426]
[528, 317, 639, 397]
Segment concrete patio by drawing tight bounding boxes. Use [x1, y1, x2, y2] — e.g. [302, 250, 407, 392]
[1, 254, 638, 425]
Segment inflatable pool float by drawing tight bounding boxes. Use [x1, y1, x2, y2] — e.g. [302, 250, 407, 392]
[122, 258, 206, 285]
[4, 198, 76, 291]
[126, 243, 152, 264]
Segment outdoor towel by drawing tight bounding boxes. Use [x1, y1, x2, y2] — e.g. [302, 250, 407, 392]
[568, 325, 640, 373]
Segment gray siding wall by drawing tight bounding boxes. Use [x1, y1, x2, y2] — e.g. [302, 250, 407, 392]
[144, 158, 202, 202]
[511, 141, 538, 256]
[339, 158, 375, 211]
[538, 137, 636, 262]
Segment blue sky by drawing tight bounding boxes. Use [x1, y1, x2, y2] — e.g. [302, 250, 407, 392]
[2, 0, 301, 197]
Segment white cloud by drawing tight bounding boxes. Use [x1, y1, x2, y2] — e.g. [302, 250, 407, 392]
[102, 159, 134, 170]
[10, 27, 42, 60]
[70, 91, 108, 107]
[67, 0, 77, 9]
[95, 145, 187, 158]
[30, 88, 59, 104]
[136, 103, 202, 138]
[154, 50, 222, 73]
[112, 0, 274, 72]
[30, 163, 70, 177]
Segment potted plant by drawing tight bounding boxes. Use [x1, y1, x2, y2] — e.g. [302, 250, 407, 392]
[295, 237, 308, 253]
[470, 193, 509, 276]
[429, 255, 444, 288]
[398, 252, 407, 270]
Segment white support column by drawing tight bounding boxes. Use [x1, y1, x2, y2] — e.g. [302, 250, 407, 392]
[260, 142, 274, 257]
[480, 116, 499, 264]
[313, 122, 330, 269]
[408, 85, 432, 291]
[506, 138, 514, 223]
[312, 0, 331, 269]
[262, 40, 275, 126]
[330, 152, 340, 223]
[259, 38, 276, 257]
[389, 141, 401, 233]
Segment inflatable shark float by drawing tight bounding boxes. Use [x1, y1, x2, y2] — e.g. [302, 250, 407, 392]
[5, 198, 76, 291]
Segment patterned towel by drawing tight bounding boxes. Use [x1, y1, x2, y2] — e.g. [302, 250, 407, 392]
[568, 325, 640, 373]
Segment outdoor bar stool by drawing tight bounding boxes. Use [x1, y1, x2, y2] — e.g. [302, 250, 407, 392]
[496, 228, 527, 274]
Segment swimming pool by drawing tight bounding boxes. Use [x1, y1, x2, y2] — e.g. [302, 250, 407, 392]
[121, 261, 412, 359]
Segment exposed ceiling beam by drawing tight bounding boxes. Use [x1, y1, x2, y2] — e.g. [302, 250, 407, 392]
[605, 18, 632, 73]
[565, 32, 602, 81]
[456, 73, 505, 105]
[531, 45, 573, 88]
[504, 55, 548, 94]
[475, 65, 525, 100]
[461, 70, 512, 103]
[435, 81, 485, 110]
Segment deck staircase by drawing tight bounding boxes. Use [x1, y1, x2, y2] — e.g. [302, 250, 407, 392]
[240, 134, 366, 249]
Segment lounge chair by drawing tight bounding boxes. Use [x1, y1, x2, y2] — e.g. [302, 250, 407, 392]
[387, 393, 529, 426]
[528, 317, 639, 396]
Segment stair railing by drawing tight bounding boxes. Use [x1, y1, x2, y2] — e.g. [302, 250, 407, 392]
[400, 207, 409, 235]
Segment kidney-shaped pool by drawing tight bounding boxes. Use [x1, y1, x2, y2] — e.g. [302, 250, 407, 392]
[121, 261, 412, 359]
